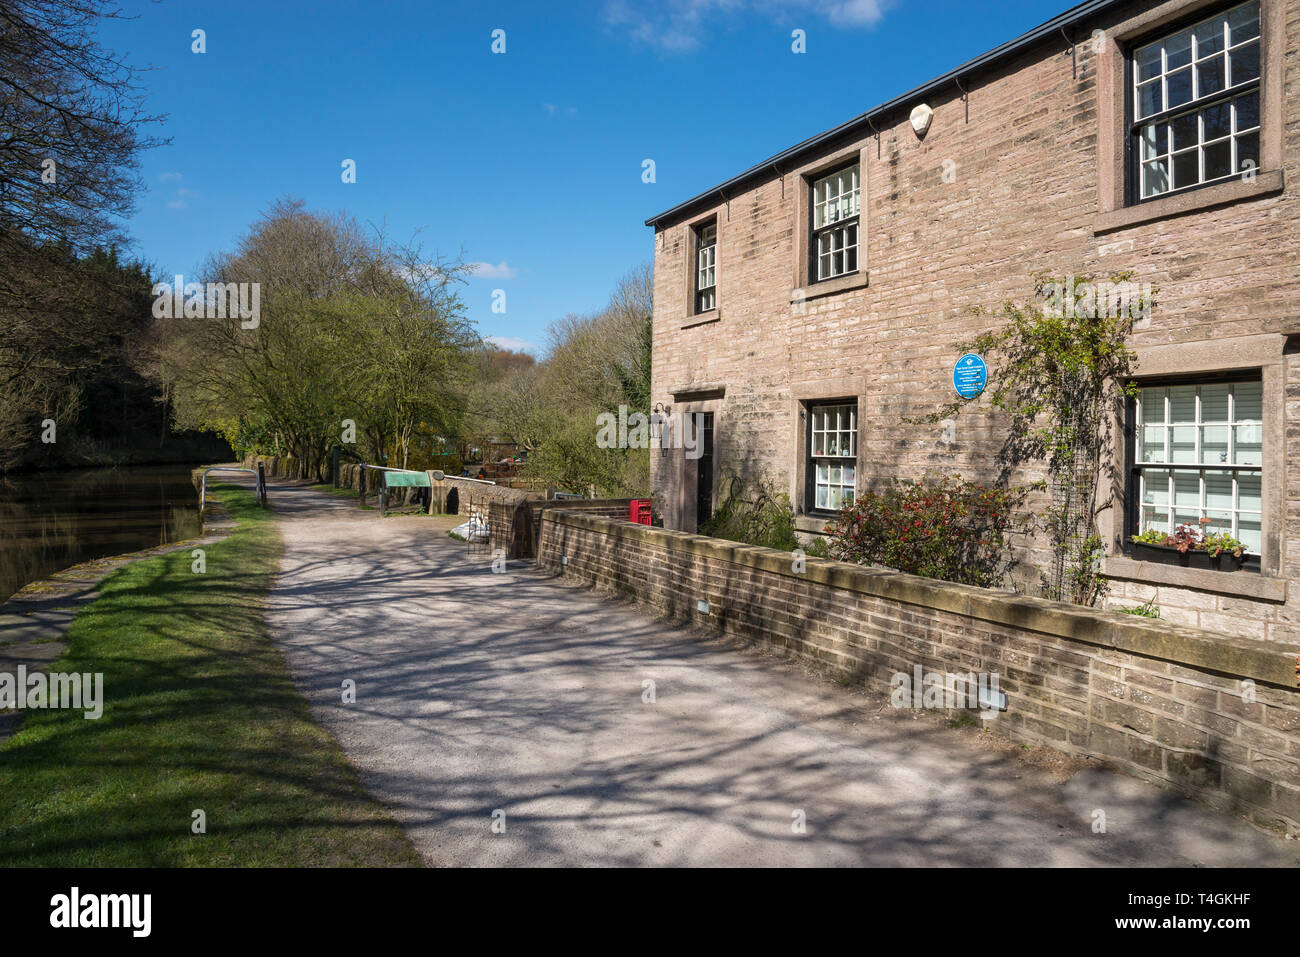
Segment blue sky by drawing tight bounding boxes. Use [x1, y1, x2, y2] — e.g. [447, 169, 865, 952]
[102, 0, 1069, 354]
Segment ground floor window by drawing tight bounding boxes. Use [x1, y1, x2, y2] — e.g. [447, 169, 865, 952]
[807, 401, 857, 512]
[1132, 377, 1262, 554]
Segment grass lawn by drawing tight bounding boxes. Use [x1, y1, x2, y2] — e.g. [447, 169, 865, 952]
[0, 484, 420, 866]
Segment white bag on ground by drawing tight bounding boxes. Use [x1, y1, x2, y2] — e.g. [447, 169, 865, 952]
[450, 515, 489, 542]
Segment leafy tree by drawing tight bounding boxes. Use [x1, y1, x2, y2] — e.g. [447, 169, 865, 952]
[154, 199, 475, 481]
[0, 238, 219, 470]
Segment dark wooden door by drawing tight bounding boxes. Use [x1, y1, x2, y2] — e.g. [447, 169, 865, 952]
[695, 413, 714, 528]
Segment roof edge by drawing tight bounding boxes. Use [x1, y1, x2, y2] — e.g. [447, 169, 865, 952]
[644, 0, 1125, 228]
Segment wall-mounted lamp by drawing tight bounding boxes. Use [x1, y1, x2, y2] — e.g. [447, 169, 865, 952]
[651, 402, 671, 455]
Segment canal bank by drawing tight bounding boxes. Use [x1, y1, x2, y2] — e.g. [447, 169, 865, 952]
[0, 494, 238, 744]
[0, 463, 209, 605]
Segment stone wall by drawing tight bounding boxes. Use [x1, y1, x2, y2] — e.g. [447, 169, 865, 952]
[428, 476, 537, 513]
[537, 507, 1300, 834]
[244, 455, 541, 509]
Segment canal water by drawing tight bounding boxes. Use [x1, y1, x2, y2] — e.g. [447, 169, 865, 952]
[0, 465, 204, 604]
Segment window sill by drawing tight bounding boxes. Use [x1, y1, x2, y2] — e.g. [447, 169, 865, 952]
[795, 514, 836, 534]
[1102, 554, 1287, 603]
[792, 270, 868, 304]
[681, 309, 720, 330]
[1094, 170, 1284, 235]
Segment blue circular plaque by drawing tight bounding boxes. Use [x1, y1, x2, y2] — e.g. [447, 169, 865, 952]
[952, 353, 987, 399]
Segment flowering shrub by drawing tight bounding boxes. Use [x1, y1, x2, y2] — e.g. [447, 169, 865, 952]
[824, 475, 1027, 589]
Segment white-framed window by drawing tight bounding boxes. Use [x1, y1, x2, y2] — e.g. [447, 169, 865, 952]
[808, 402, 857, 511]
[1133, 0, 1261, 199]
[1134, 379, 1262, 554]
[695, 221, 716, 313]
[812, 166, 859, 281]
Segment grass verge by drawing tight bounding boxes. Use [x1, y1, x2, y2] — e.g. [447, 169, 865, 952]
[0, 484, 420, 866]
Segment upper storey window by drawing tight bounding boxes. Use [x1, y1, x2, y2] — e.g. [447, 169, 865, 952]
[1133, 1, 1261, 199]
[695, 221, 717, 313]
[812, 166, 859, 281]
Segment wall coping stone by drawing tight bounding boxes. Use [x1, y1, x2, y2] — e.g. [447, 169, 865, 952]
[430, 476, 540, 504]
[541, 509, 1300, 689]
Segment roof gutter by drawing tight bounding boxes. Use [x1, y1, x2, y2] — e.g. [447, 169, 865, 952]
[644, 0, 1126, 228]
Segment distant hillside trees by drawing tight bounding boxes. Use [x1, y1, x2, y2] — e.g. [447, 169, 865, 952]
[472, 264, 653, 496]
[0, 237, 199, 470]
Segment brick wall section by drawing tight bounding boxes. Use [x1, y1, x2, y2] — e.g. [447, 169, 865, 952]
[429, 476, 536, 510]
[538, 509, 1300, 833]
[246, 455, 367, 492]
[482, 496, 635, 559]
[528, 498, 639, 524]
[649, 0, 1300, 639]
[243, 454, 304, 481]
[503, 499, 638, 559]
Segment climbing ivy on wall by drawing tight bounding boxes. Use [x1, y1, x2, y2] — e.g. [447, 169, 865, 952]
[931, 272, 1155, 606]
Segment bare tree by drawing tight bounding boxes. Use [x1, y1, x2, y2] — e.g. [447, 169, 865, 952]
[0, 0, 166, 249]
[0, 0, 165, 468]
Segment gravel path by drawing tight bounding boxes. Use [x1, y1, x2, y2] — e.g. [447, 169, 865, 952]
[250, 478, 1299, 867]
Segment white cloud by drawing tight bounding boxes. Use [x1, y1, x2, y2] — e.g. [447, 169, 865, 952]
[467, 261, 519, 279]
[604, 0, 890, 53]
[604, 0, 732, 52]
[164, 184, 197, 210]
[821, 0, 887, 26]
[484, 335, 538, 353]
[159, 171, 183, 182]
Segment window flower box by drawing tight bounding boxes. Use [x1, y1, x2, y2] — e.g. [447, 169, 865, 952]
[1131, 539, 1245, 571]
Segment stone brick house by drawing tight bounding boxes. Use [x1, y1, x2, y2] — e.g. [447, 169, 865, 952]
[645, 0, 1300, 644]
